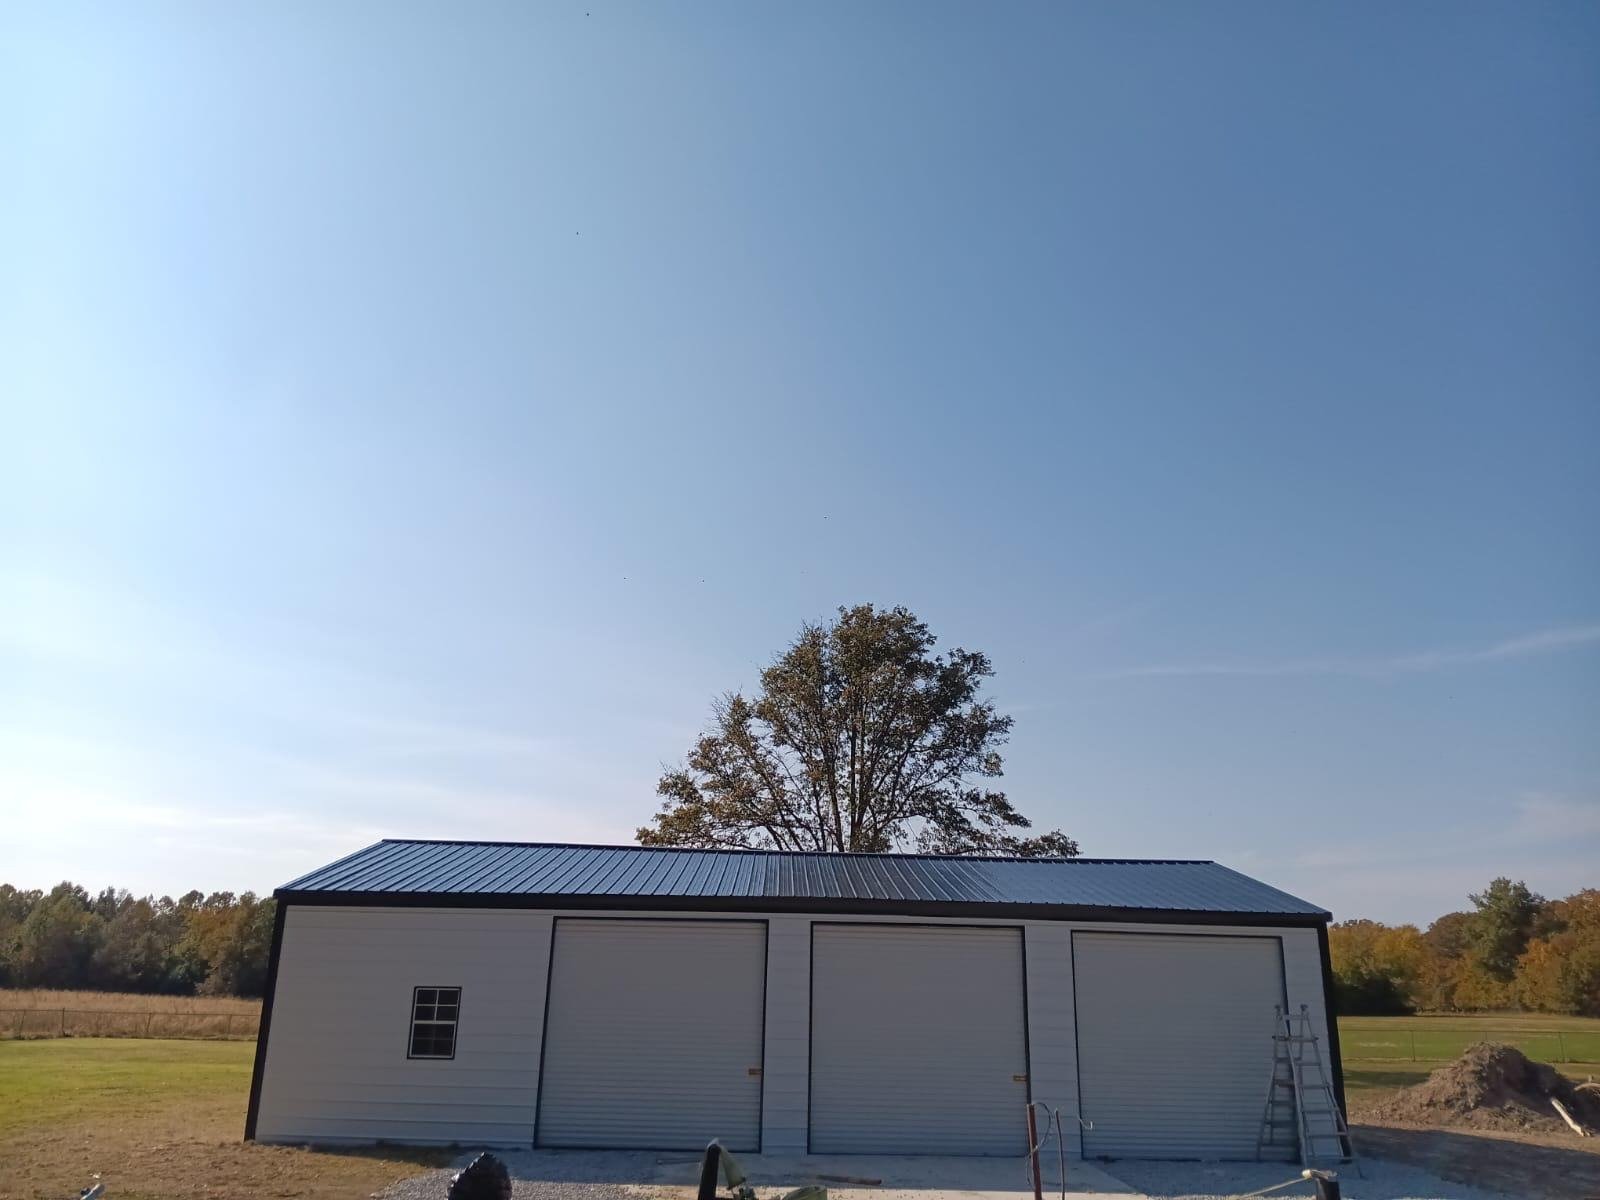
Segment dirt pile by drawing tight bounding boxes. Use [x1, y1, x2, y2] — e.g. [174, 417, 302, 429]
[1366, 1041, 1600, 1133]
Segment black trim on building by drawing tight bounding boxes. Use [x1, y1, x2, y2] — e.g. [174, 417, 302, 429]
[1068, 933, 1085, 1158]
[529, 917, 560, 1147]
[1316, 921, 1349, 1122]
[243, 899, 289, 1141]
[273, 887, 1329, 928]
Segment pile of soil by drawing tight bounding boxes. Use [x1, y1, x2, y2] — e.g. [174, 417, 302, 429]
[1366, 1041, 1600, 1133]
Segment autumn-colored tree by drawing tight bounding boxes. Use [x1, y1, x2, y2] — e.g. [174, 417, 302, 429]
[1328, 920, 1427, 1013]
[1414, 911, 1475, 1009]
[175, 892, 277, 996]
[640, 604, 1078, 857]
[1326, 881, 1600, 1015]
[1517, 890, 1600, 1015]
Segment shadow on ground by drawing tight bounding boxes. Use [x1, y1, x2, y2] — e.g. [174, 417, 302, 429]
[1351, 1121, 1600, 1200]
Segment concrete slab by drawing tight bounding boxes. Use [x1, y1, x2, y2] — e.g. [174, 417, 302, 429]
[377, 1148, 1146, 1200]
[646, 1152, 1142, 1200]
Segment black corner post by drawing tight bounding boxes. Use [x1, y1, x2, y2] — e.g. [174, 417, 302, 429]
[243, 897, 289, 1141]
[1314, 921, 1348, 1122]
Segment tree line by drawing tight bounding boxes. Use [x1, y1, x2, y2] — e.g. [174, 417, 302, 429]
[0, 882, 276, 998]
[1330, 878, 1600, 1016]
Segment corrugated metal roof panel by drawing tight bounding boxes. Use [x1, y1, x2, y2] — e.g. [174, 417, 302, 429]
[278, 840, 1328, 917]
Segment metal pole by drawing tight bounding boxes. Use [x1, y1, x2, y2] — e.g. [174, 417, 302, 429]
[1027, 1104, 1043, 1200]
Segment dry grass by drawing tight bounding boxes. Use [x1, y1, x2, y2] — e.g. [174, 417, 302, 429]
[0, 988, 262, 1040]
[0, 1038, 452, 1200]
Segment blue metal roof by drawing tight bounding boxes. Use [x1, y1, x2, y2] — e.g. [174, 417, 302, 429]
[278, 840, 1328, 920]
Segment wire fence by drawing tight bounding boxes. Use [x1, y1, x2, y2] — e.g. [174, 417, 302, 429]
[3, 1005, 1594, 1065]
[1339, 1022, 1600, 1065]
[0, 1007, 260, 1041]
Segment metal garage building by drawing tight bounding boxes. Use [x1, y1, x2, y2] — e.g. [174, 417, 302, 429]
[246, 840, 1344, 1160]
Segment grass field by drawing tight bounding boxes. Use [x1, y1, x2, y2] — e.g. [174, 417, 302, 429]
[0, 1038, 449, 1200]
[0, 988, 262, 1040]
[2, 1007, 1596, 1198]
[1338, 1012, 1600, 1065]
[1337, 1013, 1600, 1109]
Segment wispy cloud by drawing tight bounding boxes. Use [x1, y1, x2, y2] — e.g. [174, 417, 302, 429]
[1101, 622, 1600, 681]
[1510, 792, 1600, 842]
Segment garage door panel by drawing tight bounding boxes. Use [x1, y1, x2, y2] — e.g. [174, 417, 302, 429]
[1073, 933, 1284, 1160]
[810, 925, 1028, 1155]
[537, 919, 765, 1150]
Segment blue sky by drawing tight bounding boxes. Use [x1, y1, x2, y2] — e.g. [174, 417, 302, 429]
[3, 2, 1596, 925]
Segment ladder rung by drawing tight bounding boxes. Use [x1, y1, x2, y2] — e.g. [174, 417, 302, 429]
[1263, 1006, 1356, 1171]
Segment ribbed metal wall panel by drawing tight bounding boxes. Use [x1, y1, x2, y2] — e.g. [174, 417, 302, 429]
[809, 924, 1029, 1155]
[536, 919, 766, 1150]
[1072, 932, 1288, 1160]
[254, 907, 551, 1147]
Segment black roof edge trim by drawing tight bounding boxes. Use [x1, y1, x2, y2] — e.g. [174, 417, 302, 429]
[272, 888, 1331, 926]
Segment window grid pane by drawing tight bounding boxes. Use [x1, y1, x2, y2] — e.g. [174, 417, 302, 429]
[408, 987, 461, 1059]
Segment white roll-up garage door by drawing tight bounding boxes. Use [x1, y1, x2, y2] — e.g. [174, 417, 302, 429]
[1073, 932, 1285, 1159]
[536, 919, 766, 1149]
[810, 924, 1029, 1155]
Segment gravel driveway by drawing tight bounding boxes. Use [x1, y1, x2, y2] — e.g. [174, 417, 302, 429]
[376, 1149, 668, 1200]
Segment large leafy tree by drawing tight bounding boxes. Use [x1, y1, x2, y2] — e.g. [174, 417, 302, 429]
[1467, 877, 1546, 981]
[639, 604, 1078, 857]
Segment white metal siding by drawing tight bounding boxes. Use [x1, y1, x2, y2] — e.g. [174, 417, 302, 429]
[536, 919, 766, 1150]
[759, 916, 812, 1154]
[253, 903, 1334, 1159]
[254, 907, 551, 1146]
[809, 924, 1029, 1155]
[1073, 932, 1285, 1159]
[1023, 924, 1078, 1136]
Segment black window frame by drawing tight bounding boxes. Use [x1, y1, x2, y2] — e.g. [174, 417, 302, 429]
[406, 985, 462, 1061]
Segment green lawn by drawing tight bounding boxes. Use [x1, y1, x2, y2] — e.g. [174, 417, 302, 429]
[1337, 1012, 1600, 1065]
[0, 1037, 253, 1136]
[0, 1038, 449, 1200]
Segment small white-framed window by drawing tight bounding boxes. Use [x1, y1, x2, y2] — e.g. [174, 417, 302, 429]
[408, 986, 461, 1059]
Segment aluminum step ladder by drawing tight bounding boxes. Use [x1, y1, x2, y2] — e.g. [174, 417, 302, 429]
[1256, 1004, 1353, 1166]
